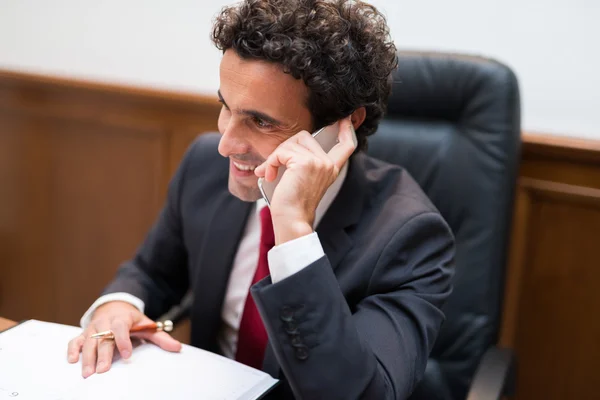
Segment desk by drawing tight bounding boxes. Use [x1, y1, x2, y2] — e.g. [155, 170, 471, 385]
[0, 317, 16, 332]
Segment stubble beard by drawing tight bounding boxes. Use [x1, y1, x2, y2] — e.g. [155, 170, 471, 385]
[228, 174, 261, 202]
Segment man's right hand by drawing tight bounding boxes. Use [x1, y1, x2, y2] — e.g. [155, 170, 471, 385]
[67, 301, 182, 378]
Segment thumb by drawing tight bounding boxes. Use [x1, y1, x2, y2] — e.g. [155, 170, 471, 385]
[135, 331, 182, 352]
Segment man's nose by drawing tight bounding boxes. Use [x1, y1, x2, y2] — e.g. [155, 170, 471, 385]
[218, 120, 249, 157]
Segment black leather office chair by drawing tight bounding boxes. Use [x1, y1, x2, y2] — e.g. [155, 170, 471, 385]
[367, 51, 521, 400]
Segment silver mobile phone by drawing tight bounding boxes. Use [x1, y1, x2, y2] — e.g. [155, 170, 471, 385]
[257, 122, 356, 207]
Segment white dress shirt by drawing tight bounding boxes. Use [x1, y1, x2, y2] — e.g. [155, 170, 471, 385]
[80, 162, 348, 359]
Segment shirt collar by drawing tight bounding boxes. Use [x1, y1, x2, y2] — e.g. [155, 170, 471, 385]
[255, 161, 349, 229]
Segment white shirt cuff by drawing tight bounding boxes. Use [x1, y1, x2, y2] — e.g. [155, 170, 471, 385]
[267, 232, 325, 283]
[80, 292, 145, 329]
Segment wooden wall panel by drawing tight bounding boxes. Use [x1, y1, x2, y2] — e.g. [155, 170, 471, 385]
[506, 180, 600, 400]
[520, 132, 600, 190]
[51, 123, 168, 324]
[500, 134, 600, 400]
[0, 108, 169, 325]
[0, 70, 220, 326]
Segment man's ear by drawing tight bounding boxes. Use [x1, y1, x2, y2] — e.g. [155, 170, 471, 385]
[350, 107, 367, 130]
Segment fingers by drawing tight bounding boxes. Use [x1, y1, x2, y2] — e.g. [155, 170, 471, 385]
[295, 130, 329, 157]
[327, 117, 357, 170]
[135, 330, 182, 353]
[255, 141, 304, 181]
[66, 302, 148, 378]
[82, 318, 115, 377]
[96, 313, 136, 373]
[66, 319, 180, 381]
[67, 334, 85, 363]
[81, 332, 100, 378]
[263, 155, 280, 182]
[111, 318, 134, 360]
[255, 148, 286, 181]
[95, 338, 115, 374]
[255, 117, 356, 180]
[255, 134, 316, 181]
[270, 143, 316, 181]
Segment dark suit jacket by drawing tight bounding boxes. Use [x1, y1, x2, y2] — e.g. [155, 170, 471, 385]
[103, 132, 455, 399]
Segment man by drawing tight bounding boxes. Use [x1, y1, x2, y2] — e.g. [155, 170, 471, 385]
[67, 0, 455, 398]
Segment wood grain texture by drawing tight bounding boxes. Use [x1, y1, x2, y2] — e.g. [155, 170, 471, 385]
[499, 183, 533, 350]
[0, 69, 220, 328]
[508, 180, 600, 400]
[521, 132, 600, 190]
[500, 135, 600, 399]
[523, 132, 600, 164]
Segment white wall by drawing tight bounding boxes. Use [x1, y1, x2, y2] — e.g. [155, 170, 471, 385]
[1, 0, 599, 139]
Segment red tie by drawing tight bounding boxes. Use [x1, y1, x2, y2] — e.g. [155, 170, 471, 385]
[235, 206, 275, 369]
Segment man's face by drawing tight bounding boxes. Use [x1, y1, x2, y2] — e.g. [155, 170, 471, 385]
[217, 49, 313, 202]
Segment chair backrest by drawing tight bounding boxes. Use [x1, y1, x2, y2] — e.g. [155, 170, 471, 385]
[367, 51, 521, 399]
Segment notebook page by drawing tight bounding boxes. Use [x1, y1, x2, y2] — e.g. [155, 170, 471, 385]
[0, 320, 85, 399]
[72, 342, 278, 400]
[0, 320, 277, 400]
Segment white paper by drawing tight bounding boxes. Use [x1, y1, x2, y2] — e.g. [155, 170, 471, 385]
[0, 320, 277, 400]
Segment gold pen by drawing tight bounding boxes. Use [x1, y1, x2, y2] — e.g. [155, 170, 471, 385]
[91, 320, 173, 340]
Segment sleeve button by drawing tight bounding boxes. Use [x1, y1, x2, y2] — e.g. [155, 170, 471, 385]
[280, 306, 294, 322]
[295, 345, 309, 360]
[284, 321, 298, 334]
[290, 334, 303, 346]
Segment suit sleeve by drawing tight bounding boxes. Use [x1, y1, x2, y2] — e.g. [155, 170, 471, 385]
[251, 212, 455, 399]
[100, 142, 194, 320]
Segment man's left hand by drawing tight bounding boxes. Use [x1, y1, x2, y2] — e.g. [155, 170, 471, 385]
[254, 116, 357, 245]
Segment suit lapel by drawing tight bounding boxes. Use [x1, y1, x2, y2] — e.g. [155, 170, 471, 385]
[316, 153, 367, 269]
[190, 191, 252, 350]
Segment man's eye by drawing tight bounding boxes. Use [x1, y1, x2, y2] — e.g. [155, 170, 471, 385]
[253, 117, 273, 129]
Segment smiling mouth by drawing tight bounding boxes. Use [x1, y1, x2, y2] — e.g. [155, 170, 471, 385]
[232, 160, 258, 172]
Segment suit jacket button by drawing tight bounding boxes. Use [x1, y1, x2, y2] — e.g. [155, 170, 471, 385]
[290, 334, 303, 346]
[280, 306, 294, 322]
[285, 321, 298, 334]
[295, 345, 309, 360]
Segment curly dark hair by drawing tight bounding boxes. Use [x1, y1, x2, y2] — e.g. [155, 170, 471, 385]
[211, 0, 398, 151]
